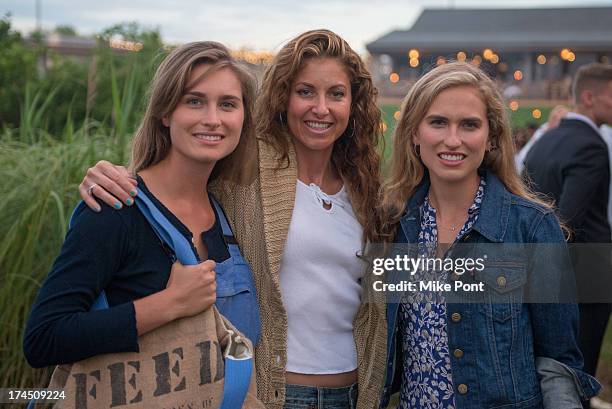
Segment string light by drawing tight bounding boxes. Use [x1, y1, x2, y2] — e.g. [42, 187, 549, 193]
[532, 109, 542, 119]
[231, 50, 274, 64]
[560, 48, 571, 60]
[514, 70, 523, 81]
[109, 39, 143, 52]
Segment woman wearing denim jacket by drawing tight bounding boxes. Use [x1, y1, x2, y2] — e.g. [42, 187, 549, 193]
[379, 62, 601, 409]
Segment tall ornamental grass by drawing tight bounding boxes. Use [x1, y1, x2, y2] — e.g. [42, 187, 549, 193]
[0, 63, 142, 388]
[0, 129, 129, 388]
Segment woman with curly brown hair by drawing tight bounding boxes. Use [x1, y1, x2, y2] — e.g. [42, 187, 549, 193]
[76, 30, 386, 409]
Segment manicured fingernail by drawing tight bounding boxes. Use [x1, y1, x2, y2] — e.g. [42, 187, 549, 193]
[130, 189, 137, 197]
[125, 198, 133, 206]
[114, 201, 122, 209]
[94, 205, 101, 213]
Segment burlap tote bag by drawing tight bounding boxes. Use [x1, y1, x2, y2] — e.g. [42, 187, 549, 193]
[39, 306, 263, 409]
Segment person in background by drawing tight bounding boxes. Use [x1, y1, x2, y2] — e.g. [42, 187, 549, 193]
[600, 124, 612, 234]
[515, 105, 569, 174]
[524, 63, 612, 409]
[380, 61, 600, 409]
[76, 30, 387, 409]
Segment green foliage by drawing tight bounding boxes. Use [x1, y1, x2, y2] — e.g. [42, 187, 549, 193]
[0, 16, 165, 138]
[0, 120, 130, 390]
[0, 15, 39, 129]
[0, 20, 154, 387]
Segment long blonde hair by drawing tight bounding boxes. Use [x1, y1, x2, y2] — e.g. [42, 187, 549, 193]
[381, 61, 548, 237]
[255, 29, 383, 242]
[130, 41, 257, 185]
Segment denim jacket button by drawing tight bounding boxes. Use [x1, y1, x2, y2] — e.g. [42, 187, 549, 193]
[451, 312, 462, 322]
[458, 384, 468, 394]
[496, 275, 507, 287]
[453, 348, 464, 358]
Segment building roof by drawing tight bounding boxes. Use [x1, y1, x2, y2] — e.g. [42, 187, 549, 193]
[366, 7, 612, 54]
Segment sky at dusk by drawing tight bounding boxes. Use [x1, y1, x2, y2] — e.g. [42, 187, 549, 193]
[3, 0, 612, 53]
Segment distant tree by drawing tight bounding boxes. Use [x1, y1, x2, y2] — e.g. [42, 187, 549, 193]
[0, 14, 38, 129]
[54, 25, 77, 36]
[91, 22, 166, 136]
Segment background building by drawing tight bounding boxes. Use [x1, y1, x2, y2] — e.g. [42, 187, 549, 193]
[366, 7, 612, 100]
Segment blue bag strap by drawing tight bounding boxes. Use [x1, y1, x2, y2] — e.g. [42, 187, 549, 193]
[222, 357, 254, 409]
[133, 189, 198, 265]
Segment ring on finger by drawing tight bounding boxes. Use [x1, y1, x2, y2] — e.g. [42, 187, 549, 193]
[87, 183, 98, 196]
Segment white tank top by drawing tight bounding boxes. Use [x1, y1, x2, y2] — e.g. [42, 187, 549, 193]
[279, 180, 365, 374]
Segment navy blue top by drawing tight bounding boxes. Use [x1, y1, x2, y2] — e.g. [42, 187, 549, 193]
[23, 176, 229, 368]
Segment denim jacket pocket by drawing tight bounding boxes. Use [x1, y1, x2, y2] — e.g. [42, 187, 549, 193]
[475, 263, 527, 322]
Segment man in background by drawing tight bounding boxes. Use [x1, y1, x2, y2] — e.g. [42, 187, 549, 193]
[524, 63, 612, 408]
[515, 105, 569, 174]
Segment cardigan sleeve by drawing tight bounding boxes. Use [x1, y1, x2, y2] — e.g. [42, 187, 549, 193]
[23, 203, 139, 368]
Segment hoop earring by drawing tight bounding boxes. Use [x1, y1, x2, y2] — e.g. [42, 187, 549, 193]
[347, 118, 356, 138]
[413, 143, 420, 157]
[278, 112, 285, 126]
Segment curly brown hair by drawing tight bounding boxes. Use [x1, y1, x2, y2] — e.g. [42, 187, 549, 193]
[255, 29, 383, 242]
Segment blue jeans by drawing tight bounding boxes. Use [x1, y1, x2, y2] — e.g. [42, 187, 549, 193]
[283, 383, 358, 409]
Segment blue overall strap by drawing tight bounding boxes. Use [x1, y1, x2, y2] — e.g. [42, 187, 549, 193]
[210, 197, 233, 238]
[133, 188, 252, 409]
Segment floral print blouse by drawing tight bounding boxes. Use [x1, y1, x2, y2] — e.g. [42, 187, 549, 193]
[399, 177, 486, 409]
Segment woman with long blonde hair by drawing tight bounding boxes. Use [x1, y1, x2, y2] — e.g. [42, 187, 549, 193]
[380, 62, 599, 409]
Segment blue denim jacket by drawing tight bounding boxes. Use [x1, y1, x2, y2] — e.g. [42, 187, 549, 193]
[380, 172, 601, 409]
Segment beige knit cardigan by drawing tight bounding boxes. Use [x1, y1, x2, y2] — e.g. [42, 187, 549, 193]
[210, 139, 387, 409]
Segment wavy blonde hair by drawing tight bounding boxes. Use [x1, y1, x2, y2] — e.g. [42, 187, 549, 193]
[255, 29, 383, 242]
[130, 41, 257, 185]
[381, 61, 549, 238]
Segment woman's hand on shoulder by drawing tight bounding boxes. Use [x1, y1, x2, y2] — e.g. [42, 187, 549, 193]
[79, 160, 138, 212]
